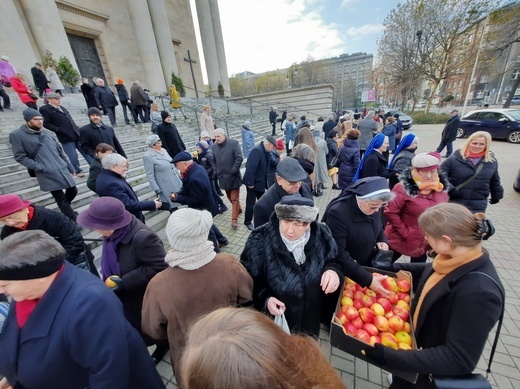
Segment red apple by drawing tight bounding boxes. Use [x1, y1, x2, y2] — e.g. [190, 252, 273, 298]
[381, 277, 398, 293]
[369, 335, 381, 346]
[365, 289, 377, 298]
[354, 291, 365, 301]
[396, 300, 410, 312]
[387, 291, 399, 305]
[384, 311, 394, 319]
[381, 332, 399, 350]
[353, 299, 364, 311]
[393, 306, 409, 322]
[343, 289, 354, 299]
[341, 296, 354, 307]
[351, 317, 364, 329]
[344, 306, 359, 321]
[361, 295, 376, 308]
[396, 279, 411, 293]
[346, 277, 356, 285]
[388, 316, 405, 332]
[344, 283, 357, 292]
[355, 329, 371, 343]
[344, 323, 357, 336]
[358, 307, 375, 323]
[370, 303, 385, 316]
[355, 284, 367, 293]
[377, 298, 392, 313]
[397, 292, 411, 304]
[363, 322, 379, 337]
[373, 315, 390, 332]
[403, 322, 411, 334]
[337, 312, 348, 324]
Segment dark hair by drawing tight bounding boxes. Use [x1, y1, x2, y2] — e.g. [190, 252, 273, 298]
[95, 143, 115, 154]
[347, 129, 360, 140]
[328, 129, 338, 139]
[393, 113, 400, 118]
[318, 116, 324, 122]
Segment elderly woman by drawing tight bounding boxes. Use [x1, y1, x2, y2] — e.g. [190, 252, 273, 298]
[388, 133, 418, 189]
[87, 142, 114, 193]
[313, 128, 329, 194]
[0, 230, 165, 389]
[240, 195, 343, 337]
[325, 130, 340, 190]
[366, 203, 503, 388]
[353, 133, 394, 182]
[143, 134, 182, 211]
[384, 152, 449, 263]
[181, 307, 346, 389]
[142, 208, 253, 380]
[441, 131, 503, 213]
[169, 84, 187, 120]
[292, 143, 315, 193]
[77, 197, 169, 361]
[150, 103, 162, 133]
[96, 153, 162, 223]
[200, 105, 215, 140]
[322, 177, 396, 295]
[45, 64, 64, 96]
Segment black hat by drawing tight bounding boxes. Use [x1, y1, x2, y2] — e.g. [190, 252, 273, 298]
[276, 157, 307, 182]
[87, 107, 101, 116]
[172, 151, 192, 163]
[347, 177, 390, 199]
[161, 111, 171, 120]
[266, 135, 277, 148]
[275, 195, 319, 222]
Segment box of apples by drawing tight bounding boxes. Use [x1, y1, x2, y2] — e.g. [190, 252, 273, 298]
[329, 267, 418, 383]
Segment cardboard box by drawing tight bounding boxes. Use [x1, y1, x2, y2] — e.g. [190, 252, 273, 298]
[329, 267, 418, 384]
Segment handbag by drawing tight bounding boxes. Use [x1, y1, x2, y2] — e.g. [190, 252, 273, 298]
[0, 75, 11, 88]
[431, 271, 504, 389]
[27, 136, 44, 177]
[369, 249, 394, 270]
[28, 92, 38, 100]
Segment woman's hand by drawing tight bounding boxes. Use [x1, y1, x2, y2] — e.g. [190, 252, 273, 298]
[370, 273, 391, 298]
[0, 377, 12, 389]
[321, 270, 340, 294]
[376, 242, 389, 251]
[267, 297, 286, 316]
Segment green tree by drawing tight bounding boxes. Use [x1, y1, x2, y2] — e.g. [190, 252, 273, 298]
[170, 72, 185, 97]
[42, 50, 55, 68]
[56, 56, 80, 87]
[217, 81, 224, 98]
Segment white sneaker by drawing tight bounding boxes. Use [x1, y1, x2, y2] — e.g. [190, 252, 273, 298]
[387, 373, 393, 385]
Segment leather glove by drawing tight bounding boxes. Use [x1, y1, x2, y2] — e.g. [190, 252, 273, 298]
[155, 190, 162, 196]
[489, 198, 499, 205]
[105, 275, 124, 292]
[364, 343, 386, 364]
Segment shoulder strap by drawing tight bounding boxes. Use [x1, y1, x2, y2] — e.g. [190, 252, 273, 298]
[466, 271, 505, 378]
[455, 163, 484, 191]
[29, 135, 45, 159]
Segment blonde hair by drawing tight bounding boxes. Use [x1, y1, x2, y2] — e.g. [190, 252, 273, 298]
[460, 131, 494, 162]
[151, 103, 159, 112]
[181, 307, 345, 389]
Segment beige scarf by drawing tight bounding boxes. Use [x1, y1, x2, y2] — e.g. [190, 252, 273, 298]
[164, 241, 216, 270]
[412, 246, 482, 329]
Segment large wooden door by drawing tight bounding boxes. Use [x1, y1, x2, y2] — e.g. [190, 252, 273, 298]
[67, 34, 105, 82]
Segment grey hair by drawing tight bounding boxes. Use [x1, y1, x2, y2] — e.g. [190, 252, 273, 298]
[292, 143, 315, 162]
[0, 230, 65, 269]
[214, 128, 226, 136]
[359, 192, 396, 202]
[367, 110, 375, 117]
[329, 114, 336, 121]
[101, 153, 127, 169]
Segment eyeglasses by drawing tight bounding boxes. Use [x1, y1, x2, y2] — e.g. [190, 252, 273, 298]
[363, 200, 388, 210]
[31, 118, 44, 121]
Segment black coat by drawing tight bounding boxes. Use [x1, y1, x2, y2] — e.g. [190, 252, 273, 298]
[175, 163, 219, 216]
[295, 158, 314, 190]
[322, 194, 387, 287]
[377, 251, 503, 388]
[39, 104, 80, 143]
[360, 151, 393, 179]
[441, 150, 503, 213]
[269, 110, 278, 124]
[96, 169, 156, 223]
[240, 215, 343, 336]
[323, 119, 336, 139]
[81, 83, 98, 108]
[211, 138, 243, 190]
[195, 148, 216, 179]
[87, 156, 102, 193]
[338, 139, 360, 189]
[156, 122, 185, 159]
[80, 122, 127, 158]
[253, 181, 313, 228]
[94, 86, 119, 108]
[1, 205, 85, 264]
[441, 115, 460, 141]
[242, 142, 269, 191]
[325, 137, 339, 168]
[31, 66, 48, 90]
[114, 84, 130, 102]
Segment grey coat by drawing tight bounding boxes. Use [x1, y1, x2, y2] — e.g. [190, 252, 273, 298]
[143, 148, 182, 206]
[9, 125, 75, 191]
[314, 137, 329, 186]
[211, 138, 243, 190]
[357, 117, 378, 150]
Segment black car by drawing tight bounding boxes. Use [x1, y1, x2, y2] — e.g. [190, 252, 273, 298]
[457, 108, 520, 144]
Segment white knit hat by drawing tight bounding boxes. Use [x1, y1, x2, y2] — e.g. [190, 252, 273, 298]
[166, 208, 213, 252]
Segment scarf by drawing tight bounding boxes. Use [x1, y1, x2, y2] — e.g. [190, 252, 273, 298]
[411, 170, 444, 195]
[18, 205, 35, 230]
[101, 223, 133, 279]
[412, 246, 482, 329]
[164, 241, 216, 270]
[181, 162, 195, 179]
[280, 227, 311, 265]
[464, 150, 485, 166]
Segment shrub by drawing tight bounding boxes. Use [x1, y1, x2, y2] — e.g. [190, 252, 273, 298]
[170, 72, 185, 97]
[56, 56, 80, 87]
[411, 112, 451, 124]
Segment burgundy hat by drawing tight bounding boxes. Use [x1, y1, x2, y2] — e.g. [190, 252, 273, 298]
[276, 139, 284, 151]
[77, 197, 133, 230]
[0, 194, 31, 218]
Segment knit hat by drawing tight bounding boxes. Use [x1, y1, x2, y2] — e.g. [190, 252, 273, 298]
[77, 197, 133, 230]
[243, 120, 251, 129]
[412, 152, 441, 171]
[146, 134, 161, 147]
[117, 78, 124, 84]
[0, 194, 31, 218]
[172, 151, 192, 163]
[23, 108, 41, 122]
[200, 131, 210, 139]
[275, 195, 319, 223]
[196, 140, 209, 152]
[87, 107, 101, 116]
[166, 208, 213, 252]
[161, 110, 171, 120]
[276, 139, 284, 151]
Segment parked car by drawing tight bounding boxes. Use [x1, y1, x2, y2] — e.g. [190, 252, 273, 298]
[416, 101, 426, 108]
[511, 95, 520, 105]
[387, 110, 413, 129]
[457, 108, 520, 144]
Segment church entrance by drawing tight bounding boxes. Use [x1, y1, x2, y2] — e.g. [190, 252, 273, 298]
[67, 34, 105, 82]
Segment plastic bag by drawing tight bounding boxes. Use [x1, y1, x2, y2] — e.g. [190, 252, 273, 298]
[274, 312, 291, 335]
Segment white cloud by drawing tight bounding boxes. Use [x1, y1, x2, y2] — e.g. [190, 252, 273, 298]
[345, 23, 384, 41]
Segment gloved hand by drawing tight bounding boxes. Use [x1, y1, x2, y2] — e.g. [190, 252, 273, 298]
[155, 190, 162, 196]
[489, 198, 499, 205]
[364, 343, 386, 364]
[105, 275, 124, 292]
[448, 186, 459, 198]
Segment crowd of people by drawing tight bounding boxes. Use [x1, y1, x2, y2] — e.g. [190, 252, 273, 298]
[0, 76, 508, 388]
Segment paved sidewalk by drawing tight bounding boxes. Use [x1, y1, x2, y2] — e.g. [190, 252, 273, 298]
[157, 124, 520, 388]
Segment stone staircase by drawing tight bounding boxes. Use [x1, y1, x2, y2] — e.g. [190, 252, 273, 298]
[0, 90, 280, 262]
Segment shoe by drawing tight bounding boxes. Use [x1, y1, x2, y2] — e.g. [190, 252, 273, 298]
[332, 183, 339, 190]
[387, 373, 393, 385]
[218, 240, 229, 248]
[76, 172, 85, 178]
[125, 122, 130, 125]
[313, 187, 323, 197]
[320, 184, 327, 190]
[219, 205, 228, 214]
[238, 208, 243, 214]
[442, 154, 451, 158]
[231, 221, 238, 229]
[245, 223, 254, 231]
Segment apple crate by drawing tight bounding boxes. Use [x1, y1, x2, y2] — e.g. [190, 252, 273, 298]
[329, 267, 418, 384]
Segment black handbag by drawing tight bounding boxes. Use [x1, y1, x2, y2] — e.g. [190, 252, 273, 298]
[369, 249, 394, 270]
[431, 271, 504, 389]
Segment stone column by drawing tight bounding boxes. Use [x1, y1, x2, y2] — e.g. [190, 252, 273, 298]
[195, 0, 220, 95]
[147, 0, 179, 87]
[19, 0, 80, 72]
[208, 0, 231, 97]
[0, 0, 36, 79]
[126, 0, 166, 93]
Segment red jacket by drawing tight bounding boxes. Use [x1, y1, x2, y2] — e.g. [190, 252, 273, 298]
[10, 76, 36, 103]
[384, 170, 448, 257]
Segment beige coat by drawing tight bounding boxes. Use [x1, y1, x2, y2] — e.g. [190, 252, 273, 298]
[200, 110, 215, 139]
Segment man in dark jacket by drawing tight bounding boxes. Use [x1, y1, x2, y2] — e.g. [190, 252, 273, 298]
[80, 107, 126, 159]
[323, 114, 337, 139]
[157, 111, 186, 159]
[171, 152, 228, 251]
[114, 78, 138, 125]
[269, 106, 278, 135]
[253, 157, 313, 228]
[40, 93, 93, 177]
[94, 78, 119, 126]
[31, 62, 48, 97]
[211, 128, 244, 228]
[436, 109, 460, 158]
[242, 136, 277, 230]
[130, 80, 148, 123]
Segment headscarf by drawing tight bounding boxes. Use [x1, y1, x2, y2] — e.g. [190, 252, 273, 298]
[389, 133, 417, 169]
[353, 133, 386, 182]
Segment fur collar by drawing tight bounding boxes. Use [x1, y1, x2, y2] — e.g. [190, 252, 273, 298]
[400, 167, 449, 197]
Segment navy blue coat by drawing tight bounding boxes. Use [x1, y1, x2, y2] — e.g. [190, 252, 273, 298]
[243, 142, 269, 192]
[39, 104, 80, 144]
[79, 122, 126, 159]
[96, 169, 155, 223]
[94, 86, 119, 108]
[338, 139, 360, 189]
[0, 263, 165, 389]
[176, 162, 219, 216]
